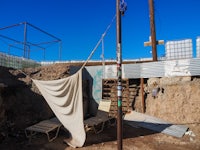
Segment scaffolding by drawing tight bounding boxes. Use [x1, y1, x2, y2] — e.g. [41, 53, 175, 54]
[0, 22, 62, 60]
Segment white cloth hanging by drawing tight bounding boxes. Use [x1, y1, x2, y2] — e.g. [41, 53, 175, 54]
[32, 70, 85, 148]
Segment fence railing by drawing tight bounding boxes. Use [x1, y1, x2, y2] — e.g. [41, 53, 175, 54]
[0, 52, 40, 69]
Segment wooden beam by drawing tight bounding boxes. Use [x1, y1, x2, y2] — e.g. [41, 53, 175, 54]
[144, 40, 164, 46]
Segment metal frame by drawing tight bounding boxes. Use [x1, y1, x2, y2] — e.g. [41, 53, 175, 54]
[0, 22, 62, 60]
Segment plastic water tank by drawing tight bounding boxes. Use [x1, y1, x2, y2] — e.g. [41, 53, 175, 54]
[196, 37, 200, 58]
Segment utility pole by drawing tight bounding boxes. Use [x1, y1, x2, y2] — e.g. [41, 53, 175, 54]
[116, 0, 122, 149]
[144, 0, 164, 61]
[149, 0, 157, 61]
[143, 0, 164, 113]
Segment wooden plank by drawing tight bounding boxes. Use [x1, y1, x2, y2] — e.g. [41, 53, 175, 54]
[102, 79, 131, 118]
[144, 40, 164, 46]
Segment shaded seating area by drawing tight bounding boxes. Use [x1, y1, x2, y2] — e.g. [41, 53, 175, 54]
[25, 117, 62, 142]
[25, 99, 114, 143]
[28, 70, 115, 147]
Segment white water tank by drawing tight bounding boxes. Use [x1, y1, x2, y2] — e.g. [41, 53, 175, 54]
[165, 39, 193, 60]
[196, 37, 200, 58]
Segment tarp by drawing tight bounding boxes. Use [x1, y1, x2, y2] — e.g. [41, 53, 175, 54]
[124, 111, 188, 138]
[32, 70, 85, 148]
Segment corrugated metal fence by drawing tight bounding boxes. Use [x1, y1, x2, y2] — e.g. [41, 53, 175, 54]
[91, 58, 200, 79]
[123, 58, 200, 78]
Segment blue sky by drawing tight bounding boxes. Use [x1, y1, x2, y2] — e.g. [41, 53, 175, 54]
[0, 0, 200, 61]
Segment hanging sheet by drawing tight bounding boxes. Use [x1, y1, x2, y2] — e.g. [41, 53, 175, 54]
[32, 70, 85, 148]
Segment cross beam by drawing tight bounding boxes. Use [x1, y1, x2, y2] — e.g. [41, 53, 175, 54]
[144, 39, 164, 46]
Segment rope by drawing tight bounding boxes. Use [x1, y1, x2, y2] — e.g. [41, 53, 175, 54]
[80, 15, 116, 70]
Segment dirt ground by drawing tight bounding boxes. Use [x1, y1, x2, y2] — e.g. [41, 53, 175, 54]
[0, 123, 199, 150]
[0, 64, 200, 150]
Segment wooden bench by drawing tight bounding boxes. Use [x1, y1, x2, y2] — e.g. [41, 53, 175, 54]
[25, 117, 62, 142]
[84, 99, 115, 134]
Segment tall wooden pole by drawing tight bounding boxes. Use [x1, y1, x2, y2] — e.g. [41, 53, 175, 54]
[141, 0, 160, 114]
[116, 0, 123, 150]
[149, 0, 157, 61]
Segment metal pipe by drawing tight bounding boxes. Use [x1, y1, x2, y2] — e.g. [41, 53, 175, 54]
[43, 48, 46, 60]
[26, 42, 45, 50]
[8, 44, 24, 51]
[0, 22, 24, 30]
[34, 40, 60, 45]
[27, 45, 30, 59]
[116, 0, 123, 149]
[8, 45, 11, 55]
[59, 41, 62, 60]
[23, 22, 27, 58]
[0, 34, 23, 45]
[0, 34, 45, 50]
[26, 22, 61, 41]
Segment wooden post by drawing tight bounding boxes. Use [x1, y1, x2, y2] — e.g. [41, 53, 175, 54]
[149, 0, 157, 61]
[141, 78, 145, 113]
[143, 0, 164, 113]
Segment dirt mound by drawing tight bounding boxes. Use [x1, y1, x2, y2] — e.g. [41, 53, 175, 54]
[0, 64, 71, 143]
